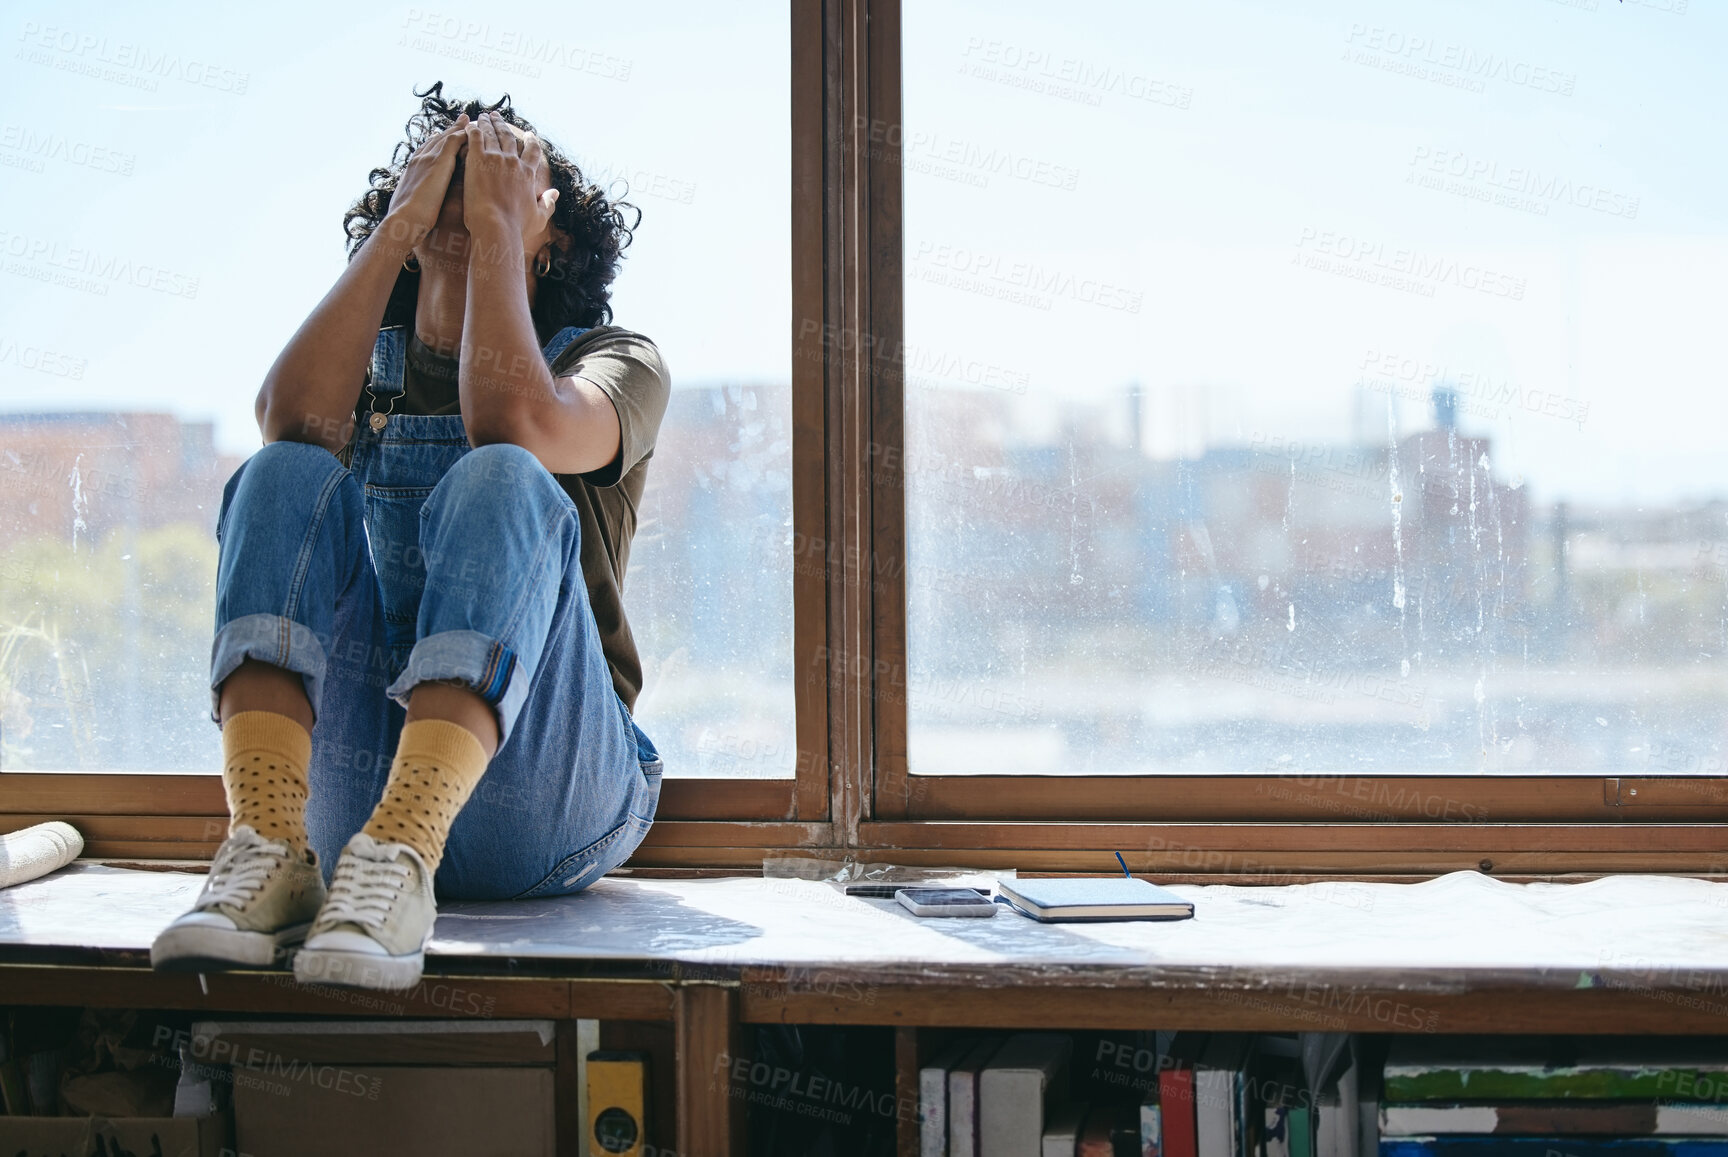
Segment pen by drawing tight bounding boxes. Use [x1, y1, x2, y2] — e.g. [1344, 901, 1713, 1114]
[1115, 851, 1132, 878]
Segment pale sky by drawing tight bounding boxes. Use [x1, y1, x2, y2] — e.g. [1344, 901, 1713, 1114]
[4, 0, 1724, 509]
[0, 0, 790, 445]
[903, 0, 1728, 509]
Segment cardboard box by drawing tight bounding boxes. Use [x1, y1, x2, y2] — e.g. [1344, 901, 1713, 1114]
[233, 1065, 554, 1157]
[189, 1019, 558, 1157]
[0, 1112, 231, 1157]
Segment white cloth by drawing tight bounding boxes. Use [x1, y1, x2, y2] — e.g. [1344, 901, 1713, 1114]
[0, 821, 83, 890]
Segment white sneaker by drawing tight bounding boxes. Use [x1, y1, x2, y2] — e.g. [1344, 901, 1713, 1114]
[292, 831, 436, 990]
[151, 825, 325, 971]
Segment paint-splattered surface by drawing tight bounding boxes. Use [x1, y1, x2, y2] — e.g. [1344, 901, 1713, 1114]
[2, 864, 1726, 989]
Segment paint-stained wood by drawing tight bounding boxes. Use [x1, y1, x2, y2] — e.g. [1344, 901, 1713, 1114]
[10, 774, 1728, 826]
[792, 0, 833, 827]
[554, 1021, 587, 1157]
[0, 776, 796, 821]
[827, 0, 874, 846]
[900, 775, 1728, 823]
[0, 965, 672, 1020]
[858, 821, 1728, 853]
[867, 0, 909, 826]
[639, 820, 832, 848]
[742, 984, 1728, 1035]
[675, 986, 747, 1157]
[1606, 777, 1728, 808]
[10, 813, 1728, 874]
[0, 775, 227, 816]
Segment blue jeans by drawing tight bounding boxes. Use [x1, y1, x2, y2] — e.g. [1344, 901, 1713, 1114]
[208, 416, 663, 901]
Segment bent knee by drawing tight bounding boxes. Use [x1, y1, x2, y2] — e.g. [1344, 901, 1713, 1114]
[448, 443, 549, 488]
[224, 440, 353, 530]
[428, 444, 568, 518]
[246, 438, 348, 482]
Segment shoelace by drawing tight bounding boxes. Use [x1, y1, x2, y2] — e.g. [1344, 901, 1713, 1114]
[199, 834, 286, 909]
[319, 855, 413, 930]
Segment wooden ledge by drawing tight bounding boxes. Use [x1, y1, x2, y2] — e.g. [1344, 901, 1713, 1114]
[740, 978, 1728, 1034]
[0, 963, 678, 1021]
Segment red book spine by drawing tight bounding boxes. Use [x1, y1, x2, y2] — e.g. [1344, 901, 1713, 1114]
[1160, 1067, 1198, 1157]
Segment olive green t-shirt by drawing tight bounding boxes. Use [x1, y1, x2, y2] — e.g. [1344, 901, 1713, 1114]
[348, 325, 670, 714]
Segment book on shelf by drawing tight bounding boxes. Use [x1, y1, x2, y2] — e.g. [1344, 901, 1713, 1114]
[1380, 1102, 1728, 1137]
[1141, 1084, 1164, 1157]
[1317, 1058, 1360, 1157]
[1266, 1105, 1294, 1157]
[1078, 1102, 1137, 1156]
[950, 1037, 1006, 1157]
[1289, 1104, 1314, 1157]
[1257, 1049, 1310, 1157]
[1041, 1102, 1086, 1157]
[1196, 1035, 1256, 1157]
[1302, 1034, 1352, 1103]
[914, 1030, 1728, 1157]
[1383, 1038, 1728, 1103]
[1161, 1056, 1199, 1157]
[980, 1032, 1073, 1157]
[924, 1037, 983, 1157]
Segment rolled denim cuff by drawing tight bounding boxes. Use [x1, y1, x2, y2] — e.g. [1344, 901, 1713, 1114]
[385, 629, 523, 745]
[209, 613, 330, 723]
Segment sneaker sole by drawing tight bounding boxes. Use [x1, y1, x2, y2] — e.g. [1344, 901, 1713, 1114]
[292, 944, 424, 991]
[151, 921, 311, 972]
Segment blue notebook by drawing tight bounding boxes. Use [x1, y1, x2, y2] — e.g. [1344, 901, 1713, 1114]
[995, 877, 1194, 922]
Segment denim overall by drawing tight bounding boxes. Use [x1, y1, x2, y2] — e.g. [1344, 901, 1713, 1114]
[209, 324, 663, 901]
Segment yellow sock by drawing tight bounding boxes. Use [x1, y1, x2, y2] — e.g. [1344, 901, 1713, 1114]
[221, 710, 312, 853]
[360, 719, 490, 874]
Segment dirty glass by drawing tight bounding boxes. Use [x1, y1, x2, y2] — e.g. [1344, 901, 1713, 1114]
[0, 2, 792, 775]
[903, 0, 1728, 775]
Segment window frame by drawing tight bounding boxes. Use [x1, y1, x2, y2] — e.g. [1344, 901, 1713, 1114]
[4, 0, 1726, 876]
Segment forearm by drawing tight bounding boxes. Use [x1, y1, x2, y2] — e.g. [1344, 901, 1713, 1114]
[256, 221, 417, 452]
[457, 227, 555, 447]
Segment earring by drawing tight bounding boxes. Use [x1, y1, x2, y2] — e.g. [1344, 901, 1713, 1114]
[403, 253, 421, 273]
[534, 250, 552, 277]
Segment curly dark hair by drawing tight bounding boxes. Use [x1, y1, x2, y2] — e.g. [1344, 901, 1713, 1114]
[342, 81, 640, 341]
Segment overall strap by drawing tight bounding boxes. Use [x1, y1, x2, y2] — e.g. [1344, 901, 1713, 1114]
[542, 325, 592, 367]
[366, 324, 593, 399]
[366, 326, 410, 399]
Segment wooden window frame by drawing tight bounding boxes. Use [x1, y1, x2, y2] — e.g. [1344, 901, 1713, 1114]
[4, 0, 1725, 877]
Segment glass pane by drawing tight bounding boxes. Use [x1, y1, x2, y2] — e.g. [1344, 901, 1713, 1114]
[0, 1, 791, 776]
[904, 0, 1728, 775]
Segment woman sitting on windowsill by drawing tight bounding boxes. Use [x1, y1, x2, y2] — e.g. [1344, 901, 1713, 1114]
[150, 81, 670, 991]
